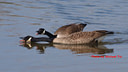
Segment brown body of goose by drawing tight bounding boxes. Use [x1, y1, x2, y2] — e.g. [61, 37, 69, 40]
[53, 30, 114, 44]
[36, 23, 87, 38]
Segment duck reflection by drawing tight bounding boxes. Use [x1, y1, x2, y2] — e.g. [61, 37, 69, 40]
[20, 42, 113, 54]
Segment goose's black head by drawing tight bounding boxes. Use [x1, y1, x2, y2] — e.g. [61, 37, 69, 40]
[36, 28, 56, 38]
[20, 35, 34, 43]
[36, 28, 46, 35]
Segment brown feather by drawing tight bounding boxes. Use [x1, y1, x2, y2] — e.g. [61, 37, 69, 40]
[54, 23, 86, 38]
[53, 30, 113, 44]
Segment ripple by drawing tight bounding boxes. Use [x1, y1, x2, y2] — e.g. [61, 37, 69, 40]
[0, 24, 15, 26]
[30, 23, 41, 25]
[84, 4, 96, 7]
[101, 38, 128, 45]
[6, 14, 43, 20]
[0, 1, 21, 6]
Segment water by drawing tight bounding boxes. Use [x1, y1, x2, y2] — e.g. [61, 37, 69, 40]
[0, 0, 128, 72]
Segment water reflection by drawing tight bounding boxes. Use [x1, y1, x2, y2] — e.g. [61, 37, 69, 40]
[54, 44, 113, 54]
[20, 42, 53, 54]
[20, 42, 113, 54]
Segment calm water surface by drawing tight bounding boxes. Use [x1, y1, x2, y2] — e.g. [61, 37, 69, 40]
[0, 0, 128, 72]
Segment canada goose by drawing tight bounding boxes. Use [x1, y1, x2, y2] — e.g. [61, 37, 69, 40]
[36, 23, 87, 38]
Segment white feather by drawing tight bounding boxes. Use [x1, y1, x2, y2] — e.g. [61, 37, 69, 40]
[96, 36, 106, 43]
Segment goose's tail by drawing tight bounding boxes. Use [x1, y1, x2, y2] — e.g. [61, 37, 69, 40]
[106, 31, 114, 34]
[95, 30, 114, 34]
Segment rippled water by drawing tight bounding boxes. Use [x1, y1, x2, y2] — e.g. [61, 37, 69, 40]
[0, 0, 128, 72]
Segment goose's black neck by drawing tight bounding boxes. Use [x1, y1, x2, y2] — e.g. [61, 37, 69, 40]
[32, 37, 52, 42]
[45, 31, 57, 38]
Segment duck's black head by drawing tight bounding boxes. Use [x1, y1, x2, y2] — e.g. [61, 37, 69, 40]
[36, 28, 46, 35]
[20, 35, 34, 43]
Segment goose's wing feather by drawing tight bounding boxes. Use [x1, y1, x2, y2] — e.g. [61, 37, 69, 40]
[54, 23, 86, 36]
[54, 24, 74, 35]
[94, 30, 114, 34]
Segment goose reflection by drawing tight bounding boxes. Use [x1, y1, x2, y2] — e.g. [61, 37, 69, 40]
[20, 42, 53, 54]
[20, 42, 113, 54]
[53, 44, 113, 54]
